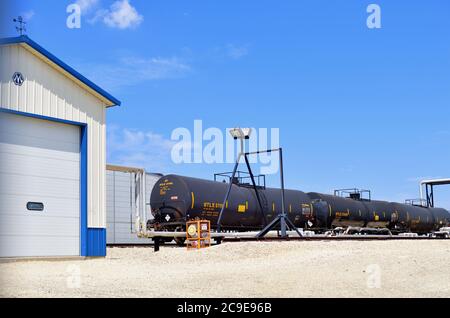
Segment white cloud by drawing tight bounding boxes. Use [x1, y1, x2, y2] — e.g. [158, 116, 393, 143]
[78, 54, 191, 91]
[226, 44, 249, 60]
[88, 8, 108, 24]
[107, 125, 175, 172]
[75, 0, 99, 12]
[100, 0, 143, 29]
[121, 56, 191, 79]
[21, 10, 35, 21]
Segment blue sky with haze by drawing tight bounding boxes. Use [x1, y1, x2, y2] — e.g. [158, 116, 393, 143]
[1, 0, 449, 208]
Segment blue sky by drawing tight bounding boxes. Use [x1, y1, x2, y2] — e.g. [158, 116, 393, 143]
[2, 0, 450, 208]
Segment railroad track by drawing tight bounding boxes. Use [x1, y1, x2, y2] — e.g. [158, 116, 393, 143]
[221, 235, 449, 242]
[112, 233, 449, 251]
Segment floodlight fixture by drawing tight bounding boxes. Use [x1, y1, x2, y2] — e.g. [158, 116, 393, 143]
[229, 128, 252, 140]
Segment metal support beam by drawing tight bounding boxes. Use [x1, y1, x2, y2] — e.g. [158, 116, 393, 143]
[431, 185, 434, 207]
[244, 154, 267, 227]
[420, 178, 450, 208]
[154, 237, 160, 252]
[256, 148, 303, 238]
[216, 154, 241, 233]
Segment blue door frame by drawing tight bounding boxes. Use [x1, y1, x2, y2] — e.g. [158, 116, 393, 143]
[0, 108, 106, 257]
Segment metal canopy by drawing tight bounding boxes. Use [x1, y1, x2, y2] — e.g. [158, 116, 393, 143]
[420, 178, 450, 208]
[421, 178, 450, 186]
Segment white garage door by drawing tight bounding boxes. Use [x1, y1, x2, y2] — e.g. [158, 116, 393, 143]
[0, 112, 80, 257]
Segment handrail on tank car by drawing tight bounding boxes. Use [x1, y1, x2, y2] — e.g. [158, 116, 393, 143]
[405, 198, 427, 208]
[214, 171, 266, 189]
[334, 188, 371, 201]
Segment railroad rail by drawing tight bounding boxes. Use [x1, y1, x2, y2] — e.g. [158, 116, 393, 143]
[221, 235, 448, 242]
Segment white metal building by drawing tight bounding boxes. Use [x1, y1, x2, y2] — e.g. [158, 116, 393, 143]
[0, 36, 121, 258]
[106, 165, 162, 245]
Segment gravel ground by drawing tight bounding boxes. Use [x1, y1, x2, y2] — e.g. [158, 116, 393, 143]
[1, 241, 449, 298]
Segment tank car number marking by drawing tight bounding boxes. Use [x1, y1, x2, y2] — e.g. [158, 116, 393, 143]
[159, 180, 173, 195]
[201, 211, 219, 217]
[203, 202, 223, 212]
[335, 211, 350, 218]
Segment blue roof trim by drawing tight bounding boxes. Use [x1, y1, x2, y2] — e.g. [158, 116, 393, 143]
[0, 36, 121, 107]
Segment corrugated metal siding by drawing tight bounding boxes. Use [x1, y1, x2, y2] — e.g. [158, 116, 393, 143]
[106, 171, 115, 243]
[146, 174, 162, 220]
[87, 228, 106, 257]
[0, 43, 107, 228]
[106, 170, 161, 244]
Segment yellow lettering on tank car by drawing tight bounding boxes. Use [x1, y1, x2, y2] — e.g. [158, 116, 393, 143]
[335, 211, 350, 218]
[203, 201, 223, 212]
[159, 179, 173, 195]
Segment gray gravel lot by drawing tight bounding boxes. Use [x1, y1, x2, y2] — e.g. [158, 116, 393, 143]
[1, 241, 449, 298]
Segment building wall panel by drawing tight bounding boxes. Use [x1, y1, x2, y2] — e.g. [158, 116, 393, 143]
[0, 43, 107, 228]
[106, 170, 161, 244]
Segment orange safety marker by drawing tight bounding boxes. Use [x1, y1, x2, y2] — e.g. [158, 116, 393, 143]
[186, 220, 211, 250]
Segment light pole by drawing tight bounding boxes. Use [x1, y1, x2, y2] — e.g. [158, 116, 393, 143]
[216, 128, 252, 233]
[215, 127, 303, 239]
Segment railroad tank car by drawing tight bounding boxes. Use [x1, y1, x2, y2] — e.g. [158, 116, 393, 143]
[307, 195, 398, 230]
[262, 188, 315, 228]
[306, 194, 449, 233]
[149, 174, 450, 235]
[307, 192, 370, 229]
[362, 200, 396, 228]
[390, 203, 449, 234]
[149, 174, 312, 231]
[429, 208, 450, 230]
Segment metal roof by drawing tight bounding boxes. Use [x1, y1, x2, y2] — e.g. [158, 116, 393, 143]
[0, 35, 121, 107]
[106, 164, 145, 174]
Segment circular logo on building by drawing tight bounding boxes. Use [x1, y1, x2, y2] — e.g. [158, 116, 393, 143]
[12, 72, 24, 86]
